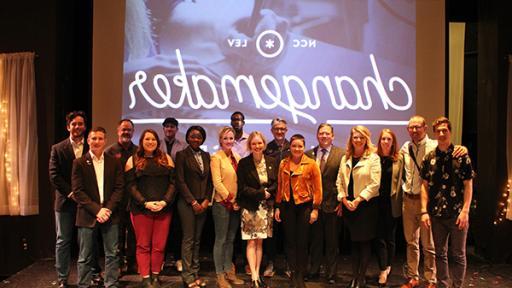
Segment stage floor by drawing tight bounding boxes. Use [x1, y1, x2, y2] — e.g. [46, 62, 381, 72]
[1, 252, 511, 287]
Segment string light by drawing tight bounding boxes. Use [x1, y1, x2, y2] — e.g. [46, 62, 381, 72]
[494, 179, 511, 225]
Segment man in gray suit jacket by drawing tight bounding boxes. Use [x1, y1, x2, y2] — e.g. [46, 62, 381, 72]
[161, 117, 187, 162]
[305, 123, 344, 285]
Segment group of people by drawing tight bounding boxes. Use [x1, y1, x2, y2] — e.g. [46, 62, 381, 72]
[49, 111, 474, 288]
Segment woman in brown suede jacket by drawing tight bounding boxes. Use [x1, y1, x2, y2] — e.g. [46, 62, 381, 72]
[275, 134, 322, 288]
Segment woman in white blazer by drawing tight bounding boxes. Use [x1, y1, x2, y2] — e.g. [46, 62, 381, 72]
[336, 125, 381, 288]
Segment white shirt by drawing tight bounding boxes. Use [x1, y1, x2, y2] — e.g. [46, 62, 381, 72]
[90, 151, 105, 204]
[70, 137, 84, 159]
[401, 135, 438, 195]
[232, 132, 250, 158]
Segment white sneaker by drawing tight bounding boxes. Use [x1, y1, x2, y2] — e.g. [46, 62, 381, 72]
[263, 262, 275, 277]
[176, 259, 183, 272]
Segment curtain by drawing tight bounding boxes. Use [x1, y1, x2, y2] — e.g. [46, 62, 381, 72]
[449, 22, 465, 145]
[507, 55, 512, 220]
[0, 52, 39, 215]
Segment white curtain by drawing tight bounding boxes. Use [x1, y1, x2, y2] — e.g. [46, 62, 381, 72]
[507, 55, 512, 220]
[0, 52, 39, 215]
[449, 22, 465, 145]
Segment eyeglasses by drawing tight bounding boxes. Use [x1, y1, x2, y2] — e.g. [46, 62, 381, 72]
[272, 127, 287, 132]
[407, 125, 424, 131]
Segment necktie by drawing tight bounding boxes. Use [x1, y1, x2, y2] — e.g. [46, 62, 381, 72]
[320, 148, 327, 173]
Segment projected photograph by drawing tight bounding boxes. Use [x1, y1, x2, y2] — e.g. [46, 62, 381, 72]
[123, 0, 416, 150]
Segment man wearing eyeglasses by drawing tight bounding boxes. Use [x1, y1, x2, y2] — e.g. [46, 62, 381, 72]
[400, 115, 467, 288]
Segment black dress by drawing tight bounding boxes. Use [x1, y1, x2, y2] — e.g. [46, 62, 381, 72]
[343, 157, 379, 242]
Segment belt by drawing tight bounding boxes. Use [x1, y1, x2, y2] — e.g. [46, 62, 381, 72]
[404, 193, 421, 199]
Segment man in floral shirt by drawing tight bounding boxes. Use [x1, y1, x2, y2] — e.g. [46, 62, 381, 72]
[420, 117, 474, 288]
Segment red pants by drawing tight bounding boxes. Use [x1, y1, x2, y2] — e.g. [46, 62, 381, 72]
[131, 212, 172, 277]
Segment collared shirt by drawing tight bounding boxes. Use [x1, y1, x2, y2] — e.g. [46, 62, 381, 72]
[70, 137, 84, 159]
[90, 151, 105, 204]
[401, 135, 438, 195]
[420, 144, 474, 218]
[232, 131, 250, 158]
[315, 145, 332, 166]
[193, 150, 204, 173]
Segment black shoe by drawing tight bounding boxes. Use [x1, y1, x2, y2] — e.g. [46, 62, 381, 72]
[91, 274, 104, 287]
[356, 277, 366, 288]
[152, 273, 161, 288]
[327, 277, 336, 285]
[305, 272, 319, 282]
[250, 279, 260, 288]
[142, 277, 153, 288]
[258, 276, 268, 288]
[346, 279, 357, 288]
[58, 280, 68, 288]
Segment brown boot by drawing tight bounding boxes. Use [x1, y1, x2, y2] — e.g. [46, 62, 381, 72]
[226, 265, 245, 285]
[217, 273, 232, 288]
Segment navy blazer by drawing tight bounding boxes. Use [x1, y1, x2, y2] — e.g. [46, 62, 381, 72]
[305, 145, 344, 213]
[72, 152, 124, 228]
[237, 154, 277, 211]
[49, 138, 89, 212]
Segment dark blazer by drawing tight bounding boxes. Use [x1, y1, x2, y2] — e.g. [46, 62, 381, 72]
[236, 154, 277, 211]
[72, 152, 124, 228]
[389, 155, 404, 218]
[49, 138, 89, 212]
[306, 145, 344, 213]
[175, 146, 213, 204]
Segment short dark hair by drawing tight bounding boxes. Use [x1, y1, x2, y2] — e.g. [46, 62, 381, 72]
[66, 111, 87, 126]
[290, 134, 305, 146]
[317, 123, 333, 134]
[118, 118, 134, 128]
[231, 111, 245, 121]
[88, 126, 106, 137]
[186, 125, 207, 145]
[432, 117, 451, 132]
[162, 117, 179, 127]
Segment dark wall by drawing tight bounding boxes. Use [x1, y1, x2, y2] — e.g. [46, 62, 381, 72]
[0, 0, 92, 277]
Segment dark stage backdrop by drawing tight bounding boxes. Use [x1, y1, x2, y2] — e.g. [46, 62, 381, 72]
[93, 0, 445, 149]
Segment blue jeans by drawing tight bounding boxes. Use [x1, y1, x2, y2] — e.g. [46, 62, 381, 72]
[212, 202, 240, 274]
[78, 223, 119, 288]
[55, 211, 75, 281]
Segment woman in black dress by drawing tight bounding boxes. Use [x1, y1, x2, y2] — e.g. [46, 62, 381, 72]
[336, 126, 381, 288]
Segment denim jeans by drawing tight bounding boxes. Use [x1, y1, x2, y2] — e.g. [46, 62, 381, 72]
[212, 202, 240, 274]
[78, 223, 119, 288]
[55, 211, 75, 282]
[431, 216, 468, 288]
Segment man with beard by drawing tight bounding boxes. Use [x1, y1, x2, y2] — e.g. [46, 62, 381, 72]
[106, 119, 138, 274]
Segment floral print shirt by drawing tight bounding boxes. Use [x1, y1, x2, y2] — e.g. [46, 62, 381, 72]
[420, 144, 474, 218]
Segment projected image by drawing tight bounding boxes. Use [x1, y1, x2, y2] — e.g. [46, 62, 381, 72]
[123, 0, 416, 150]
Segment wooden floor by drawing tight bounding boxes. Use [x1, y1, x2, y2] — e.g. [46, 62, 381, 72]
[1, 251, 511, 288]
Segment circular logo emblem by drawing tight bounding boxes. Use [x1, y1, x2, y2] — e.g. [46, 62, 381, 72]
[256, 30, 284, 58]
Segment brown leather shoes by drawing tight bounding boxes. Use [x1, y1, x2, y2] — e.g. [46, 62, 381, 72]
[425, 283, 437, 288]
[400, 278, 420, 288]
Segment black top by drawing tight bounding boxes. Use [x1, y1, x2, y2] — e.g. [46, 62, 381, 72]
[236, 154, 277, 211]
[347, 157, 360, 200]
[126, 157, 176, 215]
[420, 144, 474, 218]
[379, 156, 393, 199]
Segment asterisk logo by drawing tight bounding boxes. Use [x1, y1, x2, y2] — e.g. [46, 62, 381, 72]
[265, 39, 275, 49]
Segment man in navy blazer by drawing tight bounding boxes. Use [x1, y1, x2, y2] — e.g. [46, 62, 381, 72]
[72, 127, 124, 288]
[305, 123, 344, 284]
[49, 111, 89, 288]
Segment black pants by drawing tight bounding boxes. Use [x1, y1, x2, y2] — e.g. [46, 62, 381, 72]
[309, 210, 341, 278]
[351, 240, 372, 281]
[374, 211, 398, 271]
[281, 201, 311, 275]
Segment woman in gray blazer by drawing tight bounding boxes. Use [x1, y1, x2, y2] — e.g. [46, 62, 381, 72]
[375, 129, 403, 287]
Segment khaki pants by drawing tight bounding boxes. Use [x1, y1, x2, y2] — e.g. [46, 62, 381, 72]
[402, 196, 436, 283]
